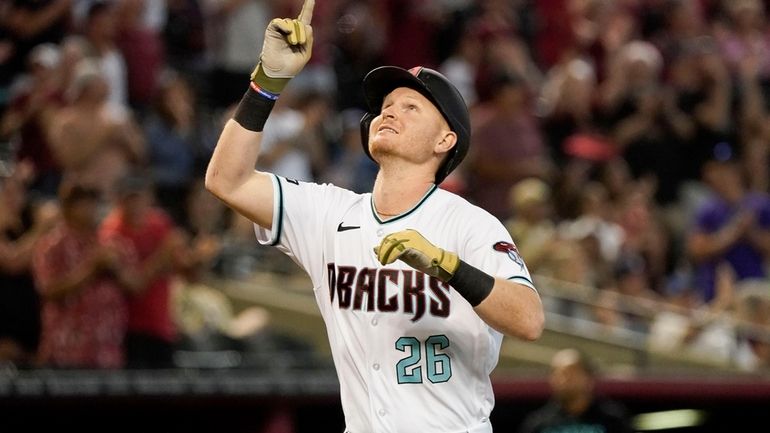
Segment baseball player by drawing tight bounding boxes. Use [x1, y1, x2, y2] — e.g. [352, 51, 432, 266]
[205, 1, 544, 432]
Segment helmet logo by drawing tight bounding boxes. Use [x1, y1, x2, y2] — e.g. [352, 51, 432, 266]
[408, 66, 423, 77]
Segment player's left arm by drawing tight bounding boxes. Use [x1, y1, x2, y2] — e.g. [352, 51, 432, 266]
[374, 229, 544, 340]
[473, 278, 543, 341]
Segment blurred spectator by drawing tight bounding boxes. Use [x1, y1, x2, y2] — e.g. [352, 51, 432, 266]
[533, 0, 632, 73]
[533, 0, 579, 68]
[144, 70, 215, 224]
[163, 0, 207, 76]
[601, 43, 664, 139]
[331, 0, 385, 111]
[666, 36, 734, 185]
[47, 59, 145, 199]
[559, 181, 625, 280]
[289, 88, 333, 180]
[686, 143, 770, 304]
[32, 180, 139, 369]
[538, 56, 598, 164]
[610, 252, 662, 334]
[467, 70, 551, 219]
[178, 177, 225, 282]
[0, 0, 71, 105]
[735, 50, 770, 193]
[505, 177, 594, 317]
[475, 32, 543, 103]
[115, 0, 166, 115]
[646, 0, 708, 59]
[170, 179, 248, 358]
[552, 157, 597, 220]
[58, 35, 92, 92]
[83, 1, 129, 108]
[715, 0, 770, 82]
[611, 173, 671, 288]
[100, 173, 186, 368]
[320, 107, 377, 193]
[203, 0, 270, 109]
[732, 282, 770, 371]
[256, 90, 329, 182]
[518, 348, 634, 433]
[591, 285, 634, 337]
[1, 43, 66, 196]
[505, 177, 559, 274]
[598, 40, 694, 204]
[439, 25, 482, 107]
[378, 0, 445, 69]
[648, 265, 737, 364]
[0, 166, 58, 366]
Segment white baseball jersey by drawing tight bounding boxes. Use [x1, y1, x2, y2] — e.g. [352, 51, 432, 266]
[255, 174, 536, 433]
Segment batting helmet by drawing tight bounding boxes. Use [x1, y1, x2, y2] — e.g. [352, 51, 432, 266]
[360, 66, 470, 184]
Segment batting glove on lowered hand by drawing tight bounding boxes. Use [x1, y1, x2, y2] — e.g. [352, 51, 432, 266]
[374, 229, 460, 282]
[251, 0, 315, 95]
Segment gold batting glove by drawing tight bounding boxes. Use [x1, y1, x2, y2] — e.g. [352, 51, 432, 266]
[373, 229, 460, 282]
[251, 0, 315, 95]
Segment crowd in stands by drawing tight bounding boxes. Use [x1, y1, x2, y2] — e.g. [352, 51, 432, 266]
[0, 0, 769, 372]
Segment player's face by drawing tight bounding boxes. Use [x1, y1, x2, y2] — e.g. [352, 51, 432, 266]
[368, 87, 454, 166]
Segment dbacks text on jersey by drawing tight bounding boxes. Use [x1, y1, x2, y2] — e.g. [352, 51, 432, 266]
[326, 263, 450, 322]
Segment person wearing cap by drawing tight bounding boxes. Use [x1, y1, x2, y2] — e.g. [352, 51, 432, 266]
[205, 1, 543, 432]
[0, 43, 67, 197]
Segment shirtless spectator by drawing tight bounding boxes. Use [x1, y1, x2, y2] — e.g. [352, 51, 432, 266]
[47, 60, 145, 199]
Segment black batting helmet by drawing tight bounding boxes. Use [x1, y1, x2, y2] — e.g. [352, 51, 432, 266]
[360, 66, 470, 184]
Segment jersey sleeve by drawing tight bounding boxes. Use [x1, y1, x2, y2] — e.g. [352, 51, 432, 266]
[253, 174, 354, 285]
[457, 209, 537, 292]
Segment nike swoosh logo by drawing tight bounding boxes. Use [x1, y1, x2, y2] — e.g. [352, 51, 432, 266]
[337, 222, 360, 232]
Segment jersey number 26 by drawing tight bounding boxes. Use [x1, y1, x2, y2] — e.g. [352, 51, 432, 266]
[395, 335, 452, 384]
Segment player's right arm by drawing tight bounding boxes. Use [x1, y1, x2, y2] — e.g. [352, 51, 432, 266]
[206, 121, 275, 227]
[205, 0, 315, 229]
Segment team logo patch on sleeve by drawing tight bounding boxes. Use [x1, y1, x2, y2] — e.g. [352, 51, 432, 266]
[493, 241, 524, 269]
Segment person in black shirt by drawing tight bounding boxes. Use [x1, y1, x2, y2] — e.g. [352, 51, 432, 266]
[518, 348, 634, 433]
[0, 167, 58, 366]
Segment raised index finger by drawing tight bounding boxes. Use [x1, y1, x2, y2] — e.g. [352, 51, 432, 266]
[298, 0, 315, 25]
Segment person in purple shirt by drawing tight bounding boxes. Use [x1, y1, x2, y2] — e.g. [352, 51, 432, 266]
[687, 143, 770, 303]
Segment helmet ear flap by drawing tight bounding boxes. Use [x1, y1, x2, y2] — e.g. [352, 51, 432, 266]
[360, 112, 376, 160]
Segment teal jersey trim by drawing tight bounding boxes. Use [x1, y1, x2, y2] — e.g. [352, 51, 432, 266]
[507, 275, 535, 289]
[270, 175, 285, 246]
[370, 184, 438, 224]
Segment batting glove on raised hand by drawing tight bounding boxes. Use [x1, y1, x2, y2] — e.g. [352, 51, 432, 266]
[373, 229, 460, 282]
[251, 0, 314, 95]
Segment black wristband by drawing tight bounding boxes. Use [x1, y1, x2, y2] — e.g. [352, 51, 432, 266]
[233, 83, 277, 132]
[447, 260, 495, 307]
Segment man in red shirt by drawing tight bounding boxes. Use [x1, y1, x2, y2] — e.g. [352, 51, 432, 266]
[100, 173, 184, 368]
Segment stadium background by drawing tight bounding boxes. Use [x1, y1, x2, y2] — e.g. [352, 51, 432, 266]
[1, 0, 770, 432]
